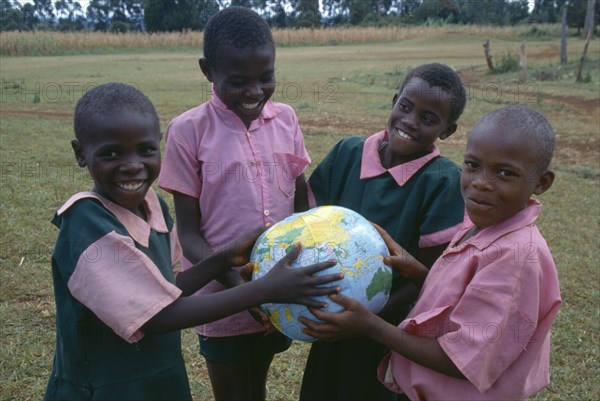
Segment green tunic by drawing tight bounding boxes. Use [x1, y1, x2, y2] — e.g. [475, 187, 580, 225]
[44, 192, 192, 401]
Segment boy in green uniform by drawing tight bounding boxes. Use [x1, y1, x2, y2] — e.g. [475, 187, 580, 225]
[301, 63, 466, 401]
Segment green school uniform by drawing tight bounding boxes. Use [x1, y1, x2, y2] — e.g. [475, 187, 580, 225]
[300, 133, 464, 401]
[44, 190, 192, 401]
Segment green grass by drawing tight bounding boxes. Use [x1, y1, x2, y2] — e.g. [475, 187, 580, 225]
[1, 31, 599, 400]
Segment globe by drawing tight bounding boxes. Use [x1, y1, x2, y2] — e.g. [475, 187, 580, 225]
[250, 205, 392, 342]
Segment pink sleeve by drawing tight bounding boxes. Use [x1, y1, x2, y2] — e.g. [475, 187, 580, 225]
[292, 112, 311, 168]
[158, 123, 202, 198]
[68, 231, 182, 343]
[438, 250, 543, 393]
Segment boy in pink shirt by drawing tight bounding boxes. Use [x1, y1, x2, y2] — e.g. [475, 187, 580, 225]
[158, 7, 310, 401]
[301, 105, 562, 401]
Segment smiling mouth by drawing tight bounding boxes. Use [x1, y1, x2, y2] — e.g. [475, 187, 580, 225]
[240, 101, 262, 111]
[395, 128, 417, 141]
[117, 180, 145, 192]
[468, 197, 493, 207]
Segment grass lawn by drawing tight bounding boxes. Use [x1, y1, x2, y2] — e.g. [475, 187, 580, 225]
[1, 29, 598, 400]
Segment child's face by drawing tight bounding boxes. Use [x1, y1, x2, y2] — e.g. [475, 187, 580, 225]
[72, 110, 161, 214]
[386, 77, 456, 161]
[200, 44, 275, 128]
[461, 121, 554, 230]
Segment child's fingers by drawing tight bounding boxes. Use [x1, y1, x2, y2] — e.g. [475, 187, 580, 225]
[283, 243, 302, 262]
[299, 315, 330, 330]
[299, 317, 339, 341]
[327, 293, 354, 308]
[373, 223, 401, 255]
[307, 284, 341, 298]
[309, 272, 344, 287]
[300, 259, 337, 275]
[239, 263, 254, 281]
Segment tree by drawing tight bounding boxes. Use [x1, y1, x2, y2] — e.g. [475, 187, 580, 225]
[109, 0, 144, 31]
[33, 0, 56, 27]
[456, 0, 509, 25]
[22, 3, 38, 29]
[143, 0, 219, 32]
[87, 0, 111, 30]
[567, 0, 600, 35]
[507, 0, 530, 24]
[55, 0, 85, 31]
[583, 0, 596, 38]
[1, 0, 24, 30]
[293, 0, 321, 27]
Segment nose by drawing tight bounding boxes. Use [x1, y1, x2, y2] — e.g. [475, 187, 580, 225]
[244, 82, 264, 98]
[401, 111, 418, 129]
[470, 170, 494, 191]
[119, 160, 143, 175]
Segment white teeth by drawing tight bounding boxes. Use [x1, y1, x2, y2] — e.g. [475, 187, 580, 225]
[396, 128, 415, 141]
[117, 181, 144, 191]
[241, 102, 260, 110]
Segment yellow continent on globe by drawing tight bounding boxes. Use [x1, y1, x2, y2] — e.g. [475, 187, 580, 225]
[253, 207, 350, 273]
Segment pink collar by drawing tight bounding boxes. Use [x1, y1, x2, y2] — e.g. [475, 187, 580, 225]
[208, 86, 280, 132]
[57, 187, 167, 248]
[360, 130, 440, 187]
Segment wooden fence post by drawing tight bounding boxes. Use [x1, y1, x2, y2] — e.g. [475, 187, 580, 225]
[483, 40, 494, 71]
[576, 30, 593, 82]
[561, 7, 568, 65]
[519, 41, 527, 83]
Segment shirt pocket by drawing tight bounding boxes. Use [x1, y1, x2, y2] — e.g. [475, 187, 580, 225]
[273, 152, 309, 198]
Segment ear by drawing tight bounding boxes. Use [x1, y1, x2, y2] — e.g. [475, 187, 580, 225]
[71, 139, 86, 167]
[533, 169, 555, 195]
[198, 57, 213, 82]
[439, 123, 458, 140]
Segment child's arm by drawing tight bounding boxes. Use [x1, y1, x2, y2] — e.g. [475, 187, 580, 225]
[173, 191, 247, 289]
[173, 191, 213, 262]
[300, 293, 465, 379]
[174, 226, 264, 295]
[294, 173, 309, 212]
[143, 244, 343, 333]
[172, 195, 273, 330]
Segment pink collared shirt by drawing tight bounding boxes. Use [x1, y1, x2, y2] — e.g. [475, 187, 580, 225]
[378, 199, 562, 400]
[158, 91, 310, 336]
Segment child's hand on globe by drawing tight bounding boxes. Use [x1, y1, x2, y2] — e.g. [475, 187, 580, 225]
[222, 226, 268, 267]
[373, 223, 428, 283]
[300, 293, 376, 342]
[262, 243, 343, 307]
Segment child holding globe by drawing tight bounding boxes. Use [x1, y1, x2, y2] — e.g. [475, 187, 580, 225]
[157, 7, 311, 401]
[44, 83, 342, 401]
[301, 63, 467, 400]
[301, 105, 562, 401]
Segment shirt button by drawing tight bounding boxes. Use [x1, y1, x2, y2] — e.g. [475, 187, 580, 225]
[264, 210, 270, 216]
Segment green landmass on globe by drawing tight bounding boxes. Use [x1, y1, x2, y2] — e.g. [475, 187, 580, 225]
[251, 205, 392, 342]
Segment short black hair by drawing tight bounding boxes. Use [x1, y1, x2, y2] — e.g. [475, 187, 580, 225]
[74, 82, 159, 141]
[203, 6, 274, 69]
[399, 63, 466, 124]
[478, 105, 555, 172]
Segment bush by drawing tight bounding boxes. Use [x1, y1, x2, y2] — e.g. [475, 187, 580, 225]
[493, 50, 519, 73]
